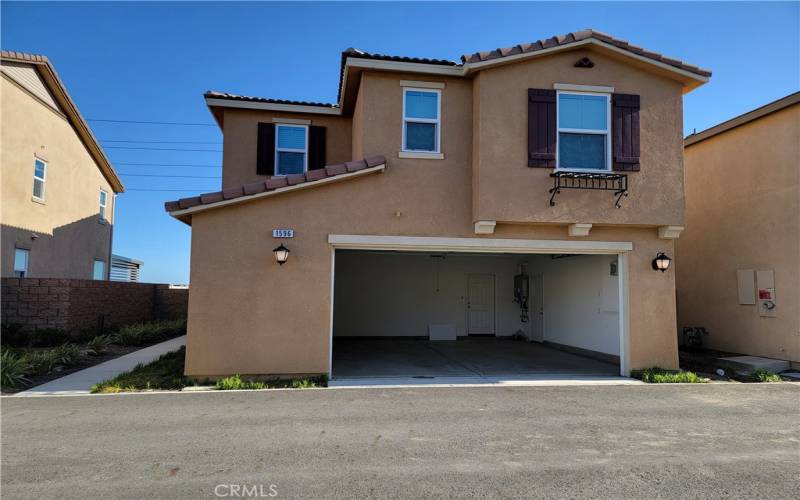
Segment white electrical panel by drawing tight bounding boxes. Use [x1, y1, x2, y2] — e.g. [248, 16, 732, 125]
[737, 269, 756, 305]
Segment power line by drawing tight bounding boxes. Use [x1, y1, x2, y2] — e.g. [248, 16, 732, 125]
[105, 146, 222, 152]
[88, 118, 216, 126]
[102, 139, 221, 144]
[114, 162, 220, 168]
[120, 173, 221, 179]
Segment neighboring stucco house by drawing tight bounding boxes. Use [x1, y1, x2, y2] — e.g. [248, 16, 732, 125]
[1, 51, 124, 280]
[165, 30, 711, 379]
[678, 92, 799, 365]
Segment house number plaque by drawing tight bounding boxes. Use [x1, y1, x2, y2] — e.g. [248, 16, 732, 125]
[272, 229, 294, 238]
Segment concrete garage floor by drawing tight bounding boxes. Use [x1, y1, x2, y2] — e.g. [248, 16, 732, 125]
[332, 337, 619, 381]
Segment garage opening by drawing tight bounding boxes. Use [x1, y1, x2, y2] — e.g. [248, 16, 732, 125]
[331, 247, 624, 381]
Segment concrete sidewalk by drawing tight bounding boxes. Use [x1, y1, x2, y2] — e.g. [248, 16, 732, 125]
[16, 336, 186, 396]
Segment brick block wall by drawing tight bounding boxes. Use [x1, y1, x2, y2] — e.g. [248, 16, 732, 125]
[1, 278, 188, 333]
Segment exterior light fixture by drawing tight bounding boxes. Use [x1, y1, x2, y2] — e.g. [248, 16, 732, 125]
[652, 252, 671, 272]
[273, 244, 290, 266]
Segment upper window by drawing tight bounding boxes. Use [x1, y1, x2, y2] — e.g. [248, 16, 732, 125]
[32, 158, 47, 200]
[402, 89, 440, 153]
[13, 248, 29, 278]
[557, 92, 610, 171]
[93, 259, 105, 280]
[275, 124, 308, 176]
[99, 190, 108, 221]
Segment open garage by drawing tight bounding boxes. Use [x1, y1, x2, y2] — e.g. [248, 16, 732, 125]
[331, 238, 628, 381]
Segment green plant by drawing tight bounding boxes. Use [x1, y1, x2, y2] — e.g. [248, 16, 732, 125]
[1, 350, 31, 388]
[633, 367, 708, 384]
[84, 335, 113, 356]
[23, 344, 82, 375]
[114, 319, 186, 347]
[215, 374, 328, 390]
[751, 369, 782, 382]
[91, 347, 188, 393]
[215, 375, 266, 391]
[28, 328, 71, 348]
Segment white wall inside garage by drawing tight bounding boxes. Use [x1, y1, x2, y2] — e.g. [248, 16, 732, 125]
[334, 251, 529, 338]
[529, 254, 620, 356]
[333, 251, 620, 356]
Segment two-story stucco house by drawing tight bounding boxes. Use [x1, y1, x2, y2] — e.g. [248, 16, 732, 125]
[165, 30, 711, 380]
[1, 51, 124, 280]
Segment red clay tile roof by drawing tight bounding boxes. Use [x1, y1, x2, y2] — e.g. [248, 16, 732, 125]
[460, 29, 711, 77]
[204, 90, 338, 108]
[341, 47, 458, 67]
[164, 155, 387, 214]
[206, 29, 709, 116]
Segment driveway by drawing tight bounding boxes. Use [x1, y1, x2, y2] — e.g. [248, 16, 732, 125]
[2, 384, 798, 499]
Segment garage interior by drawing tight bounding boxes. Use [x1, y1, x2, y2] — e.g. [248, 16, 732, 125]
[332, 250, 622, 380]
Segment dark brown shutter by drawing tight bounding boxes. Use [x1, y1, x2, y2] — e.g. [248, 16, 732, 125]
[256, 123, 275, 176]
[612, 94, 640, 171]
[528, 89, 557, 168]
[308, 125, 326, 170]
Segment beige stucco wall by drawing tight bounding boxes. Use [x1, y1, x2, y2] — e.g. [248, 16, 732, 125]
[185, 173, 678, 377]
[473, 48, 685, 226]
[1, 73, 114, 279]
[220, 108, 352, 189]
[677, 104, 800, 363]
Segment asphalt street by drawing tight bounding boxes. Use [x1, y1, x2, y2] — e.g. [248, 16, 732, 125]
[2, 384, 798, 499]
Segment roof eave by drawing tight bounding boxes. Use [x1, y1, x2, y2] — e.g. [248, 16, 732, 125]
[2, 53, 125, 193]
[168, 162, 386, 225]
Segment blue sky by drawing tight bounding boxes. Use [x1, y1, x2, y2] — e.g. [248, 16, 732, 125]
[2, 2, 798, 284]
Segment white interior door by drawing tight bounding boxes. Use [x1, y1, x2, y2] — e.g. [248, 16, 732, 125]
[467, 274, 495, 335]
[530, 274, 544, 342]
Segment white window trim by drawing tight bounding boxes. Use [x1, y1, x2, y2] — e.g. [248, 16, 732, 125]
[401, 87, 441, 154]
[32, 157, 47, 202]
[555, 90, 612, 173]
[274, 124, 309, 176]
[99, 189, 108, 222]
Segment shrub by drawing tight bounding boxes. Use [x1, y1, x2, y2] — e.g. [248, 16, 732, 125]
[23, 344, 82, 375]
[85, 335, 113, 356]
[114, 319, 186, 347]
[1, 350, 30, 388]
[28, 328, 71, 348]
[1, 322, 27, 347]
[91, 347, 188, 393]
[633, 367, 708, 383]
[215, 374, 328, 390]
[215, 375, 266, 391]
[751, 369, 782, 382]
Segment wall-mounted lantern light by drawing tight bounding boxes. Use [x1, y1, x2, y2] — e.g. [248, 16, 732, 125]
[652, 252, 671, 272]
[273, 244, 290, 266]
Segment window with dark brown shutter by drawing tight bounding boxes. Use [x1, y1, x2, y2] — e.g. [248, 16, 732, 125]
[528, 89, 557, 168]
[611, 94, 640, 171]
[308, 125, 326, 170]
[256, 122, 276, 176]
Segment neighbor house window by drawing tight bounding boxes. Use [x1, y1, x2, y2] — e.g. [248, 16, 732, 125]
[275, 124, 308, 175]
[13, 248, 29, 278]
[99, 190, 108, 221]
[557, 91, 610, 171]
[93, 259, 106, 280]
[402, 88, 440, 152]
[32, 158, 47, 200]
